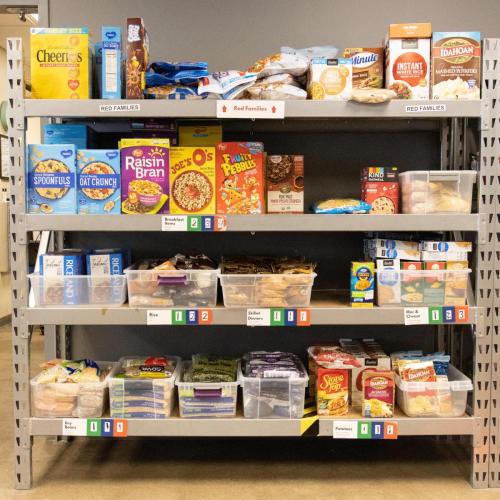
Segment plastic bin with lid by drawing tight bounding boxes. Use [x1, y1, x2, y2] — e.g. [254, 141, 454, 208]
[396, 365, 473, 417]
[220, 272, 316, 308]
[400, 170, 476, 214]
[125, 260, 219, 308]
[239, 361, 309, 419]
[176, 361, 239, 418]
[108, 356, 181, 419]
[30, 361, 116, 418]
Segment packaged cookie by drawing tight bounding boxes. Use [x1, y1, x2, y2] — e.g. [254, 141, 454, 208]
[27, 144, 77, 214]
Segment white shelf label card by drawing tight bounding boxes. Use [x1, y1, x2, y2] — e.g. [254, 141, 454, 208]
[405, 104, 447, 114]
[217, 100, 285, 119]
[99, 103, 141, 113]
[247, 309, 271, 326]
[62, 418, 87, 436]
[146, 310, 173, 325]
[404, 307, 429, 325]
[161, 215, 188, 231]
[161, 215, 227, 232]
[332, 420, 358, 439]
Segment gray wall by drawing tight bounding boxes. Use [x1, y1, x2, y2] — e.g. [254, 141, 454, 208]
[48, 0, 499, 71]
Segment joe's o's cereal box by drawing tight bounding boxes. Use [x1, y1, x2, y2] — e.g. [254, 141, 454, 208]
[216, 142, 265, 214]
[31, 28, 91, 99]
[170, 147, 216, 214]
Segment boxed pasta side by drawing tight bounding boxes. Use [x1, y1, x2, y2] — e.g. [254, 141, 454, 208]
[308, 58, 352, 100]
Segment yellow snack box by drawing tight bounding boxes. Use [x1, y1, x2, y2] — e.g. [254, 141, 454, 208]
[179, 125, 222, 147]
[169, 147, 216, 214]
[31, 28, 91, 99]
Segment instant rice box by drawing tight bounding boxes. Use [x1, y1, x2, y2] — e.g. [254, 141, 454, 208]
[170, 147, 216, 214]
[216, 142, 265, 214]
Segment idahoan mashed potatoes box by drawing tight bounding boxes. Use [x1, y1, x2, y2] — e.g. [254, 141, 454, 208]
[31, 27, 91, 99]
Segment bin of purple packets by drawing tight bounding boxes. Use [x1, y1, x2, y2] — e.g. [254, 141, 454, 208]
[239, 351, 309, 419]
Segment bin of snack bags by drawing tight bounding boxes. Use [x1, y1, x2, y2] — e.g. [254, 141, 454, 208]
[109, 356, 181, 419]
[239, 352, 309, 418]
[400, 170, 476, 214]
[124, 256, 219, 308]
[176, 356, 239, 418]
[31, 359, 116, 418]
[396, 365, 472, 417]
[29, 273, 127, 307]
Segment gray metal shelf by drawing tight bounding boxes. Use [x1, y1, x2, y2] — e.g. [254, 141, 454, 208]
[22, 98, 481, 119]
[26, 213, 484, 233]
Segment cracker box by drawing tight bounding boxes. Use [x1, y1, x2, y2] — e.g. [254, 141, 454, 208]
[362, 370, 395, 418]
[350, 261, 375, 308]
[376, 258, 401, 306]
[169, 147, 216, 214]
[266, 155, 304, 213]
[216, 142, 265, 214]
[343, 48, 384, 89]
[179, 125, 222, 147]
[120, 144, 170, 214]
[385, 23, 431, 100]
[44, 124, 88, 149]
[27, 144, 77, 214]
[361, 167, 399, 214]
[316, 368, 349, 416]
[308, 58, 352, 100]
[432, 32, 481, 100]
[102, 26, 122, 99]
[126, 18, 149, 99]
[31, 28, 91, 99]
[423, 261, 446, 305]
[401, 261, 424, 305]
[77, 149, 120, 214]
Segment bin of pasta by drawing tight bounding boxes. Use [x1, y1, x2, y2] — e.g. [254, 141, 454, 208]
[176, 355, 239, 418]
[219, 256, 316, 308]
[400, 170, 476, 214]
[109, 356, 180, 419]
[31, 359, 115, 418]
[125, 255, 219, 308]
[239, 351, 308, 419]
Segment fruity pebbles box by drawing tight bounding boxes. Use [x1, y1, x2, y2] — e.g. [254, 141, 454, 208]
[216, 142, 265, 214]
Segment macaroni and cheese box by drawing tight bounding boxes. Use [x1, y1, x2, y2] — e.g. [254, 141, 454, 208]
[423, 261, 446, 305]
[44, 124, 88, 149]
[216, 142, 265, 214]
[401, 261, 424, 305]
[126, 18, 149, 99]
[170, 147, 216, 214]
[31, 27, 91, 99]
[266, 155, 304, 214]
[179, 125, 222, 147]
[102, 26, 122, 99]
[27, 144, 77, 214]
[308, 58, 352, 100]
[445, 261, 469, 306]
[120, 144, 170, 214]
[350, 261, 375, 308]
[77, 149, 120, 214]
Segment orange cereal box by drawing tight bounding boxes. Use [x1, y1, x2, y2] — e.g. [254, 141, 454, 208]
[216, 142, 265, 214]
[169, 147, 216, 214]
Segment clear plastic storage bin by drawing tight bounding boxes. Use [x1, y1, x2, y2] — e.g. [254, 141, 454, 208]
[176, 361, 239, 418]
[29, 273, 127, 307]
[31, 361, 116, 418]
[109, 356, 181, 419]
[220, 273, 317, 308]
[125, 263, 219, 308]
[377, 269, 471, 307]
[239, 363, 309, 418]
[396, 365, 473, 417]
[400, 170, 476, 214]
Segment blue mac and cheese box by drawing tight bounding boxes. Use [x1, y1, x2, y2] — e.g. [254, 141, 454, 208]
[77, 149, 121, 214]
[27, 144, 77, 214]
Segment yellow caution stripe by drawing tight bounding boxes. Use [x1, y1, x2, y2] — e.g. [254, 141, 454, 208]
[300, 414, 319, 435]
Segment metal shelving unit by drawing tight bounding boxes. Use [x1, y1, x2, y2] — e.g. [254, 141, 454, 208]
[7, 36, 500, 489]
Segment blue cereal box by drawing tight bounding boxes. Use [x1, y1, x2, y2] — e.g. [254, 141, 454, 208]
[27, 144, 77, 214]
[102, 27, 122, 99]
[44, 124, 88, 149]
[77, 149, 121, 214]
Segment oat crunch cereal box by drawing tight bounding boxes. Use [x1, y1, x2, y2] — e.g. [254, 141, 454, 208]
[216, 142, 265, 214]
[31, 28, 91, 99]
[170, 147, 216, 214]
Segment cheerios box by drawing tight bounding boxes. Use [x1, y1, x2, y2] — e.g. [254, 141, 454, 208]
[27, 144, 77, 214]
[77, 149, 120, 214]
[170, 147, 216, 214]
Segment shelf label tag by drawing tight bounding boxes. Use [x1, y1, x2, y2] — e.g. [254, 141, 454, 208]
[172, 310, 186, 325]
[217, 100, 285, 119]
[404, 307, 429, 325]
[214, 215, 228, 231]
[99, 103, 141, 113]
[428, 306, 443, 324]
[87, 419, 101, 437]
[358, 421, 372, 439]
[297, 308, 311, 326]
[455, 305, 469, 323]
[186, 309, 199, 325]
[384, 422, 398, 439]
[284, 308, 297, 326]
[62, 418, 87, 436]
[162, 215, 188, 231]
[271, 308, 285, 326]
[161, 215, 225, 232]
[147, 310, 172, 325]
[442, 306, 456, 323]
[405, 104, 447, 113]
[247, 308, 271, 326]
[113, 419, 128, 437]
[198, 309, 213, 325]
[101, 419, 114, 437]
[372, 422, 385, 439]
[187, 216, 202, 232]
[332, 420, 358, 439]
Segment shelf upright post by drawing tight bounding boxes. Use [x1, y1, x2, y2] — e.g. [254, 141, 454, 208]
[7, 38, 32, 489]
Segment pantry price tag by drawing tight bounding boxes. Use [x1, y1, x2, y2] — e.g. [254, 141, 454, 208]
[332, 420, 358, 439]
[455, 305, 469, 323]
[101, 419, 114, 437]
[62, 418, 87, 436]
[404, 307, 429, 325]
[428, 306, 443, 324]
[284, 308, 311, 326]
[216, 100, 285, 119]
[405, 104, 447, 113]
[99, 103, 141, 113]
[146, 310, 172, 325]
[113, 419, 128, 437]
[87, 419, 101, 437]
[270, 308, 285, 326]
[358, 421, 372, 439]
[246, 309, 271, 326]
[384, 422, 398, 439]
[442, 306, 456, 323]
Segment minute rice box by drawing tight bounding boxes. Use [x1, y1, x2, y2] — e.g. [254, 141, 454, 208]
[170, 147, 216, 214]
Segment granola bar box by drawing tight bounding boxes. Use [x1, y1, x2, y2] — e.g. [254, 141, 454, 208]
[266, 155, 304, 213]
[216, 142, 265, 214]
[170, 147, 216, 215]
[120, 144, 169, 214]
[77, 149, 120, 214]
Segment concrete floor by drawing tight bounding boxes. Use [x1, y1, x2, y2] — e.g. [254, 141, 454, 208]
[1, 326, 500, 499]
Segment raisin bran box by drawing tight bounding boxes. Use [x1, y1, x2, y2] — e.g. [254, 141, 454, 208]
[216, 142, 265, 214]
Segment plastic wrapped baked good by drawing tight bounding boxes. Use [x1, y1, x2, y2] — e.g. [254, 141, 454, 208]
[312, 198, 371, 214]
[350, 88, 397, 103]
[247, 52, 309, 78]
[247, 82, 307, 100]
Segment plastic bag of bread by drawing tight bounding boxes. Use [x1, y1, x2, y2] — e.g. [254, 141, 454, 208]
[350, 88, 397, 104]
[247, 52, 309, 78]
